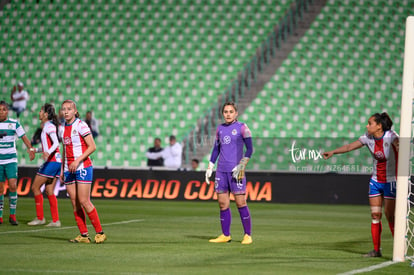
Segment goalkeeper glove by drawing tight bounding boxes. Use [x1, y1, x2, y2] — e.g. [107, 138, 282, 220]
[205, 162, 215, 185]
[232, 157, 249, 181]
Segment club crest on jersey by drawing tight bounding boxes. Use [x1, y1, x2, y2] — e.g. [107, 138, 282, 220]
[64, 136, 72, 145]
[8, 123, 13, 129]
[374, 151, 385, 160]
[232, 129, 237, 135]
[72, 129, 77, 135]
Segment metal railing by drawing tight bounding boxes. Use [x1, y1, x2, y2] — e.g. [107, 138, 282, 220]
[181, 0, 313, 166]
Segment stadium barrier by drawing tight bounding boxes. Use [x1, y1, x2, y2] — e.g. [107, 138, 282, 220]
[4, 167, 370, 205]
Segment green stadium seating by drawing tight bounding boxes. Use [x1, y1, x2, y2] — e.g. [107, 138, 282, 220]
[4, 0, 409, 171]
[235, 0, 411, 170]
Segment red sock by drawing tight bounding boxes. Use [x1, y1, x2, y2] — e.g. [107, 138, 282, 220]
[88, 208, 102, 233]
[47, 195, 59, 222]
[87, 208, 103, 233]
[74, 209, 88, 235]
[371, 220, 382, 252]
[388, 221, 394, 237]
[34, 194, 44, 220]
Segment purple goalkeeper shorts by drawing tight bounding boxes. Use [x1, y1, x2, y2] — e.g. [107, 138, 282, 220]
[214, 171, 246, 195]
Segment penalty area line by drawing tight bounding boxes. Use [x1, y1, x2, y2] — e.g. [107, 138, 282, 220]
[3, 268, 145, 274]
[0, 219, 145, 235]
[337, 260, 397, 275]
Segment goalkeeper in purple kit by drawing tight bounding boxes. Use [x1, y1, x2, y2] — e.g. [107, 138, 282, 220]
[205, 102, 254, 244]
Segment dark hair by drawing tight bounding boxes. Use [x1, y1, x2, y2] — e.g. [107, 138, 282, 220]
[62, 99, 80, 118]
[221, 102, 238, 113]
[42, 103, 59, 127]
[192, 158, 199, 164]
[371, 112, 393, 131]
[42, 103, 61, 141]
[0, 101, 8, 109]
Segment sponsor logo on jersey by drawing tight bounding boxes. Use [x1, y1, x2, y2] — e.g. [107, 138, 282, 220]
[223, 135, 231, 144]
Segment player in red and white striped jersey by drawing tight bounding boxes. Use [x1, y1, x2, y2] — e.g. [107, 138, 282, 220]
[323, 112, 399, 258]
[27, 103, 62, 227]
[60, 100, 106, 244]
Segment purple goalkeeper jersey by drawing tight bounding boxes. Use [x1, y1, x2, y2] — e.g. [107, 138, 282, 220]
[211, 121, 252, 172]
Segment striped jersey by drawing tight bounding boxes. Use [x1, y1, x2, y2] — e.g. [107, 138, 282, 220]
[61, 118, 92, 171]
[359, 130, 399, 183]
[0, 118, 26, 164]
[40, 121, 61, 163]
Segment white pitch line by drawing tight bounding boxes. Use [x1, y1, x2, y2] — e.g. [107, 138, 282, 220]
[3, 268, 148, 275]
[0, 219, 144, 235]
[337, 260, 397, 275]
[2, 268, 108, 274]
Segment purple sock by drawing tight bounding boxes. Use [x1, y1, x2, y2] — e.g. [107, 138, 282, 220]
[220, 208, 231, 236]
[238, 206, 251, 235]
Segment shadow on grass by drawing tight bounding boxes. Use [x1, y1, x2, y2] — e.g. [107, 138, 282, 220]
[29, 235, 70, 241]
[326, 238, 393, 260]
[185, 235, 213, 240]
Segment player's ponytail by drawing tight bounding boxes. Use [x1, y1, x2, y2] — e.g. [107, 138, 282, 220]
[42, 103, 59, 127]
[42, 103, 62, 141]
[372, 112, 393, 131]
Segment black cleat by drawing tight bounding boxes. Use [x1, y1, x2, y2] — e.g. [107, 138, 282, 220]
[363, 249, 382, 257]
[9, 216, 19, 226]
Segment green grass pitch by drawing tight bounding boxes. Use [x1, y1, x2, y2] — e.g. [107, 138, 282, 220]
[0, 198, 411, 274]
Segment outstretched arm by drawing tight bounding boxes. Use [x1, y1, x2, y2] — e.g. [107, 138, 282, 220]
[323, 140, 364, 160]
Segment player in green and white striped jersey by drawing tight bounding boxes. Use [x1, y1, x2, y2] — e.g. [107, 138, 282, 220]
[0, 101, 34, 225]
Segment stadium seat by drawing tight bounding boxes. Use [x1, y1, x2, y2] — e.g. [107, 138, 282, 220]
[235, 0, 409, 170]
[3, 0, 407, 171]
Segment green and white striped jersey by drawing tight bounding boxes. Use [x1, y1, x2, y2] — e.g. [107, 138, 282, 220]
[0, 118, 26, 164]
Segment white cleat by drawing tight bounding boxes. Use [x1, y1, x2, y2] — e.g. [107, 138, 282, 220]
[27, 218, 46, 226]
[45, 220, 61, 227]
